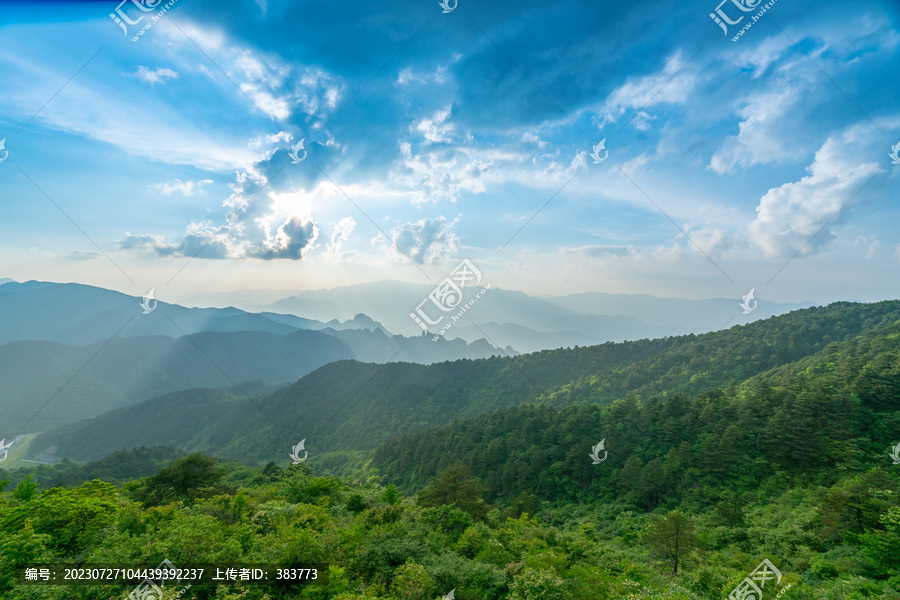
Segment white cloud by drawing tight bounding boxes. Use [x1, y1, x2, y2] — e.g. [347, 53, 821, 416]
[120, 182, 326, 260]
[748, 130, 881, 258]
[854, 235, 879, 259]
[681, 222, 734, 259]
[124, 66, 179, 85]
[596, 50, 703, 129]
[378, 216, 460, 264]
[153, 179, 213, 196]
[390, 142, 496, 206]
[415, 108, 454, 144]
[397, 65, 449, 86]
[521, 132, 547, 148]
[708, 85, 802, 174]
[562, 244, 638, 258]
[327, 217, 356, 255]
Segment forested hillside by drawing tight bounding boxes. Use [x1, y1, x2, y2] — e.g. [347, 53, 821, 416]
[0, 329, 351, 437]
[38, 300, 900, 467]
[2, 302, 900, 599]
[373, 319, 900, 504]
[1, 447, 898, 599]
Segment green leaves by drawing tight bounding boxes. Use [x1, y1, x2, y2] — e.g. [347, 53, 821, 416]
[131, 452, 230, 507]
[0, 479, 121, 556]
[417, 464, 488, 521]
[642, 510, 699, 576]
[12, 473, 37, 501]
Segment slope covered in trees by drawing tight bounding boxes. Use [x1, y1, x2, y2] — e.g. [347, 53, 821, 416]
[2, 303, 900, 599]
[38, 300, 900, 468]
[373, 318, 900, 506]
[1, 451, 898, 599]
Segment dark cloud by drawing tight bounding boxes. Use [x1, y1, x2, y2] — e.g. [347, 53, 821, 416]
[255, 215, 319, 259]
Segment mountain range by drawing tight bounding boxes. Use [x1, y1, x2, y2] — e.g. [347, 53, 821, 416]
[196, 281, 815, 351]
[29, 299, 900, 467]
[0, 280, 503, 438]
[0, 277, 825, 449]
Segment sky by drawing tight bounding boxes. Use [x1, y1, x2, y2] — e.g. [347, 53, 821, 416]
[0, 0, 898, 308]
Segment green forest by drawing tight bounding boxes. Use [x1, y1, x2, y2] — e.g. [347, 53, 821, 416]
[2, 301, 900, 599]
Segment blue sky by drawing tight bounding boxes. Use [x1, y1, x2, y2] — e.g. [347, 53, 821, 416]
[0, 0, 898, 306]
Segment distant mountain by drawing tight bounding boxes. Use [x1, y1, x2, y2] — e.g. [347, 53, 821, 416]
[37, 299, 900, 466]
[0, 281, 303, 346]
[545, 291, 814, 330]
[443, 314, 688, 353]
[285, 282, 579, 337]
[372, 316, 900, 504]
[0, 277, 14, 286]
[323, 313, 385, 332]
[0, 329, 352, 436]
[248, 280, 816, 352]
[0, 446, 186, 489]
[29, 388, 248, 463]
[0, 321, 505, 438]
[0, 280, 392, 347]
[263, 295, 344, 322]
[176, 280, 819, 354]
[439, 321, 598, 353]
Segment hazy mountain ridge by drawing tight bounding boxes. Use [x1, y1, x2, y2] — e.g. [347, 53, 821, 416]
[373, 316, 900, 503]
[0, 329, 354, 436]
[247, 281, 817, 351]
[2, 279, 817, 355]
[0, 327, 506, 438]
[0, 281, 511, 437]
[34, 299, 900, 465]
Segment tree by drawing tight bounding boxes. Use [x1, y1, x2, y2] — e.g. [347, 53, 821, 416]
[0, 481, 120, 555]
[381, 484, 402, 505]
[134, 453, 229, 507]
[642, 510, 698, 575]
[417, 463, 488, 520]
[509, 567, 568, 600]
[391, 559, 434, 600]
[634, 458, 666, 509]
[347, 493, 368, 514]
[856, 506, 900, 577]
[420, 504, 473, 542]
[12, 475, 37, 502]
[617, 456, 643, 497]
[0, 522, 52, 593]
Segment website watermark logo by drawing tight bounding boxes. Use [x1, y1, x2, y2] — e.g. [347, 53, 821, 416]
[726, 558, 790, 600]
[589, 438, 608, 464]
[128, 559, 191, 600]
[140, 289, 158, 314]
[0, 439, 14, 463]
[740, 288, 757, 314]
[410, 259, 490, 341]
[889, 142, 900, 165]
[890, 441, 900, 465]
[0, 138, 8, 163]
[289, 138, 307, 164]
[442, 590, 455, 600]
[709, 0, 780, 42]
[439, 0, 457, 14]
[110, 0, 181, 42]
[289, 439, 308, 464]
[590, 139, 608, 164]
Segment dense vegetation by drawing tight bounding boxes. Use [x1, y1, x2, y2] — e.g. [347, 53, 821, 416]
[1, 450, 898, 599]
[1, 447, 186, 490]
[2, 300, 899, 599]
[0, 327, 348, 438]
[373, 318, 900, 502]
[38, 300, 900, 468]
